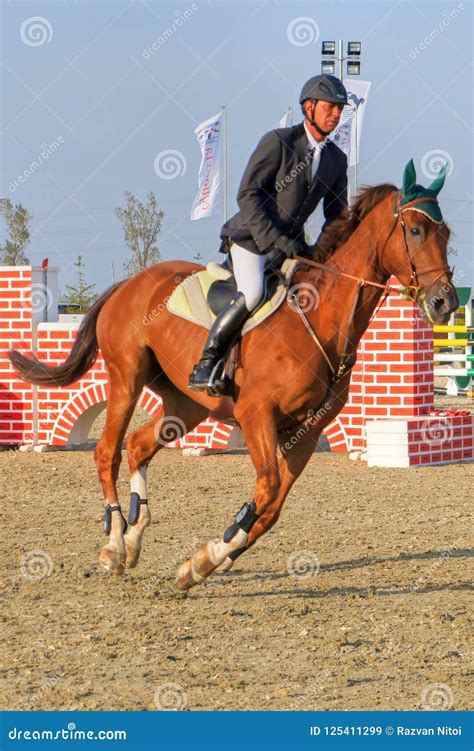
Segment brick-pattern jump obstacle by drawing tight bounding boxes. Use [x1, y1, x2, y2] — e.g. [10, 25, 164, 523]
[433, 286, 473, 397]
[0, 266, 472, 467]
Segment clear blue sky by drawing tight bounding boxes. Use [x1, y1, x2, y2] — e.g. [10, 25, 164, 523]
[1, 0, 472, 294]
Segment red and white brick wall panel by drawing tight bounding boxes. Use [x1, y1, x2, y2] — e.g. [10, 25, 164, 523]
[0, 268, 35, 445]
[366, 415, 474, 467]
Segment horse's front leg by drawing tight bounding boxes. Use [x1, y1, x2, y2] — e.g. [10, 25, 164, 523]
[212, 396, 344, 573]
[176, 405, 280, 590]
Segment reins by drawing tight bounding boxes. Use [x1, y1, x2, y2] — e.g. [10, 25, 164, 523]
[289, 190, 453, 384]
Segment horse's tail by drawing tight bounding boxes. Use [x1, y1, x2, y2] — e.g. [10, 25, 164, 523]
[9, 281, 124, 386]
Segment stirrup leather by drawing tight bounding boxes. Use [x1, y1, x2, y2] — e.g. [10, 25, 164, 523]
[207, 358, 226, 395]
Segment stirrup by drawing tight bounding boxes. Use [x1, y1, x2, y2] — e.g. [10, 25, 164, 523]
[207, 358, 226, 395]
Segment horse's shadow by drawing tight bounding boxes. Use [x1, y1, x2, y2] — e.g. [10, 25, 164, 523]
[207, 548, 473, 599]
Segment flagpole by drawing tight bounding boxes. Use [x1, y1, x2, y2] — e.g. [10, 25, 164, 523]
[354, 105, 359, 195]
[222, 104, 228, 223]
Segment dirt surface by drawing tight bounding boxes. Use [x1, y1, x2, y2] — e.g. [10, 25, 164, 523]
[433, 384, 473, 411]
[0, 442, 472, 713]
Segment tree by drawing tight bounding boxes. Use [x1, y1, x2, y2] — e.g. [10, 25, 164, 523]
[116, 191, 164, 277]
[60, 255, 97, 313]
[0, 198, 31, 265]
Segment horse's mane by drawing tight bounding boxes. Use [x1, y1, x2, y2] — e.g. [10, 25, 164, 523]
[313, 183, 397, 262]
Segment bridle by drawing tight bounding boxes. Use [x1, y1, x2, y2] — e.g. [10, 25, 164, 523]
[295, 191, 453, 300]
[289, 190, 453, 384]
[384, 191, 453, 303]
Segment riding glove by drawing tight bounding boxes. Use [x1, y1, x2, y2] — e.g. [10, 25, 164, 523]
[273, 236, 307, 259]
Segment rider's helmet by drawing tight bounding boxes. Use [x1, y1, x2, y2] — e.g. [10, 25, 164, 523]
[299, 74, 348, 106]
[299, 74, 348, 137]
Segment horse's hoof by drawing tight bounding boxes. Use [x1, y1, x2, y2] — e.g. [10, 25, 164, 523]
[99, 547, 125, 576]
[175, 559, 200, 591]
[124, 538, 141, 569]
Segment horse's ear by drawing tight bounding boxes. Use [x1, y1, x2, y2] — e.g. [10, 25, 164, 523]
[402, 159, 416, 195]
[428, 163, 447, 196]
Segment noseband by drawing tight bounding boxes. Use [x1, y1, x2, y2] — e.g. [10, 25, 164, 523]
[386, 191, 453, 302]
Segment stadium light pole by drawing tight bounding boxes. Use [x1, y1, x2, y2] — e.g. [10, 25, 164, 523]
[321, 40, 362, 193]
[321, 40, 361, 78]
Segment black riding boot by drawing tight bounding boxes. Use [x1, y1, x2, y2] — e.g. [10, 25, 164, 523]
[188, 292, 250, 392]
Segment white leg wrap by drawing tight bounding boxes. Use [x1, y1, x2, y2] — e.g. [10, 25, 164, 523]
[207, 528, 248, 567]
[190, 562, 206, 584]
[130, 466, 147, 498]
[219, 557, 235, 572]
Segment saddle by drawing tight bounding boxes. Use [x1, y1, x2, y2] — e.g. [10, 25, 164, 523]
[167, 252, 300, 333]
[167, 254, 301, 395]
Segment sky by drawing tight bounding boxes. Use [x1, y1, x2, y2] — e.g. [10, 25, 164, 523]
[1, 0, 473, 294]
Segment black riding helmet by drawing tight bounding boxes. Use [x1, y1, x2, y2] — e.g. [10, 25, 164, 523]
[299, 74, 348, 137]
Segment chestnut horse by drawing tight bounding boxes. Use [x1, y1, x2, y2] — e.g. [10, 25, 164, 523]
[10, 172, 458, 590]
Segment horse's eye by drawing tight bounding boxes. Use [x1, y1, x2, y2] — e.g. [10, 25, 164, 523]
[410, 227, 420, 236]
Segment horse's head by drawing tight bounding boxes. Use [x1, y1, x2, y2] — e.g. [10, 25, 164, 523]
[381, 159, 459, 324]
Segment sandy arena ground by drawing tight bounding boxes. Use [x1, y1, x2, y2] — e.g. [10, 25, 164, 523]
[0, 417, 472, 712]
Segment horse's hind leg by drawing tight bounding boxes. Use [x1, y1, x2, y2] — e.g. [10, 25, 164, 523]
[124, 386, 208, 569]
[95, 365, 147, 575]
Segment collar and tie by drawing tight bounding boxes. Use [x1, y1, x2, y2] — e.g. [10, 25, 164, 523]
[308, 140, 325, 158]
[308, 141, 324, 181]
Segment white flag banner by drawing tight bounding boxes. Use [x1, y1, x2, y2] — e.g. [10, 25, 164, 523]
[276, 108, 292, 129]
[190, 111, 223, 220]
[330, 80, 372, 166]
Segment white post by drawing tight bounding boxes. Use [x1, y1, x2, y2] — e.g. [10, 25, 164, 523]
[222, 104, 228, 224]
[338, 39, 344, 80]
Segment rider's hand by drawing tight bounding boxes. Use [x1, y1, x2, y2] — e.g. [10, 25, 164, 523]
[273, 236, 306, 259]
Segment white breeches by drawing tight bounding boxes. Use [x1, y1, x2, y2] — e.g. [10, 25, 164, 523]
[230, 242, 266, 311]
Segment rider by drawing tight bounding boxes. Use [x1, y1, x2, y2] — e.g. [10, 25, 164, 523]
[188, 74, 349, 392]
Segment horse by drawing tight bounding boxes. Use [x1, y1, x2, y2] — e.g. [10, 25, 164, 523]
[9, 160, 459, 590]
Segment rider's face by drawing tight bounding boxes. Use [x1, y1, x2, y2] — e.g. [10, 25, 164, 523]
[307, 100, 344, 133]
